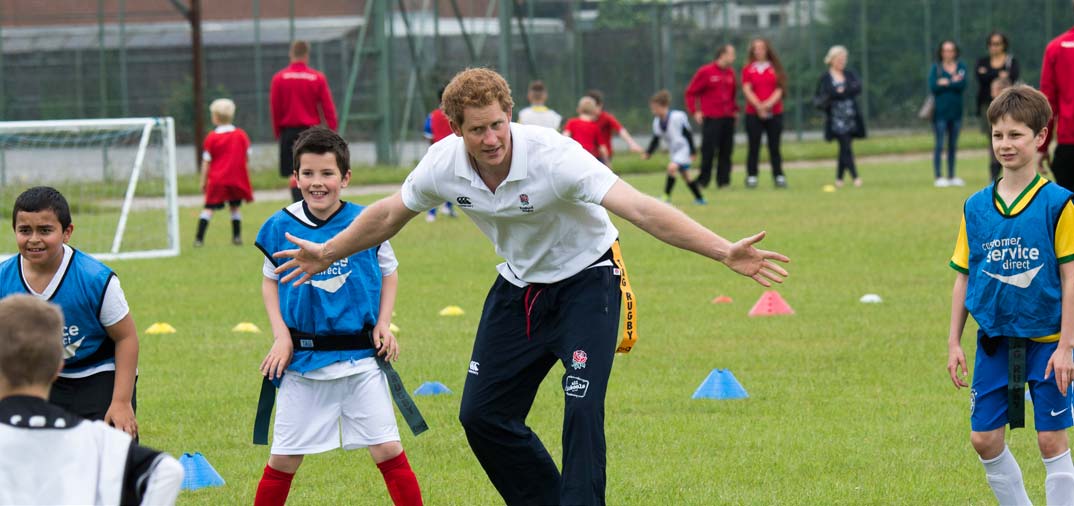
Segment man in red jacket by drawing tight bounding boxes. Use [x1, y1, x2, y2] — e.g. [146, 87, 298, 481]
[685, 44, 738, 189]
[1040, 10, 1074, 191]
[270, 40, 339, 202]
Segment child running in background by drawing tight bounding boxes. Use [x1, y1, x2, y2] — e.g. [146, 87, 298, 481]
[196, 98, 254, 247]
[422, 86, 456, 222]
[586, 89, 644, 168]
[562, 96, 608, 162]
[642, 90, 706, 205]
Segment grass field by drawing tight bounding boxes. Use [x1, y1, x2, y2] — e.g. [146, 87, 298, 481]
[99, 150, 1043, 505]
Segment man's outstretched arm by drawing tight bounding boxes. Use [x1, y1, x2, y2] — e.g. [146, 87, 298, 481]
[274, 192, 420, 285]
[600, 179, 790, 286]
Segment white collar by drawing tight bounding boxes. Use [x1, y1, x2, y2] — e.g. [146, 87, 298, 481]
[214, 125, 236, 134]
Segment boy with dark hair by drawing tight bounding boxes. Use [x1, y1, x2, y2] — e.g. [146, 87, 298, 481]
[253, 126, 423, 506]
[642, 89, 705, 204]
[518, 80, 562, 130]
[0, 186, 139, 437]
[585, 89, 644, 168]
[0, 294, 182, 505]
[947, 84, 1074, 506]
[196, 97, 253, 247]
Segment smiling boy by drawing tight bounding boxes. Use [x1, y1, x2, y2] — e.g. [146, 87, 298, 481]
[947, 85, 1074, 505]
[252, 127, 422, 506]
[0, 187, 139, 438]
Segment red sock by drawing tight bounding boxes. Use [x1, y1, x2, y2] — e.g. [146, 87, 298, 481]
[254, 464, 295, 506]
[377, 451, 423, 506]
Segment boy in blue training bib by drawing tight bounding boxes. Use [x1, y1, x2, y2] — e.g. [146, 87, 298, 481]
[947, 85, 1074, 505]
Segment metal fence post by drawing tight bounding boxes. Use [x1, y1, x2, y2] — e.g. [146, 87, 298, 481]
[859, 0, 869, 123]
[98, 0, 108, 117]
[119, 0, 129, 117]
[254, 0, 265, 140]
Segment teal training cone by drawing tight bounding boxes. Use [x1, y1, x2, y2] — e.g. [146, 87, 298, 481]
[179, 452, 226, 490]
[691, 369, 749, 399]
[414, 381, 452, 396]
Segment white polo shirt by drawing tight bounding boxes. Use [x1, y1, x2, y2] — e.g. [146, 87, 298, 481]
[401, 122, 619, 286]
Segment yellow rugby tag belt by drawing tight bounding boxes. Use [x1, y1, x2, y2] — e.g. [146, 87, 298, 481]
[611, 241, 637, 354]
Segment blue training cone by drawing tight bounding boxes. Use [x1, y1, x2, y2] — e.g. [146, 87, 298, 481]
[179, 452, 226, 491]
[414, 381, 452, 396]
[691, 369, 749, 400]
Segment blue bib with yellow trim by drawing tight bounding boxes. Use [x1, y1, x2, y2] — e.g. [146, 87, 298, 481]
[964, 180, 1073, 338]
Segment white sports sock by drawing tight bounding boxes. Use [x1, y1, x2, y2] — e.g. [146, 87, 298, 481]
[231, 210, 241, 221]
[981, 446, 1032, 506]
[199, 210, 212, 221]
[1044, 449, 1074, 506]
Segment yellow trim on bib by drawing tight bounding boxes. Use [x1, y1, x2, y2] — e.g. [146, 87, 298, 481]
[611, 241, 637, 354]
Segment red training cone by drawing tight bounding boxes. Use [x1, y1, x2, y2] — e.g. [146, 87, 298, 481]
[748, 290, 794, 317]
[711, 295, 733, 304]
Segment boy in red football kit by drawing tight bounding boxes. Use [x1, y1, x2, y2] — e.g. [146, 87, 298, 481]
[196, 98, 253, 247]
[586, 89, 643, 168]
[562, 96, 609, 162]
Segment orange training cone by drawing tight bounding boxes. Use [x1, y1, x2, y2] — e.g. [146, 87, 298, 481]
[711, 295, 733, 304]
[748, 290, 794, 317]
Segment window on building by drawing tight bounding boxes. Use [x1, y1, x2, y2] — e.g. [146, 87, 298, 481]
[769, 12, 782, 26]
[740, 13, 759, 28]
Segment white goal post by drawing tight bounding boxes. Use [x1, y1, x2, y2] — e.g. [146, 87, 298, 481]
[0, 117, 180, 261]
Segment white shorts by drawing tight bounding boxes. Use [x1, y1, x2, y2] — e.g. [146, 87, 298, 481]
[270, 365, 400, 455]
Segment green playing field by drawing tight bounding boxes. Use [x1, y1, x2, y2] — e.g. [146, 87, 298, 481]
[112, 152, 1027, 504]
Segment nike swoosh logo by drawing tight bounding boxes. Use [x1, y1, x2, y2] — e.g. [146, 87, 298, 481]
[1052, 408, 1069, 416]
[981, 265, 1043, 289]
[63, 337, 84, 359]
[309, 271, 351, 293]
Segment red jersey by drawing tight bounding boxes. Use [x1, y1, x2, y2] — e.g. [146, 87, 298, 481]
[564, 117, 603, 158]
[428, 108, 453, 143]
[202, 126, 253, 204]
[685, 62, 738, 119]
[1041, 27, 1074, 149]
[742, 61, 784, 115]
[269, 62, 338, 138]
[595, 111, 622, 156]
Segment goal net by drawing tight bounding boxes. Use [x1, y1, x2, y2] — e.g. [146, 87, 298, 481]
[0, 117, 179, 261]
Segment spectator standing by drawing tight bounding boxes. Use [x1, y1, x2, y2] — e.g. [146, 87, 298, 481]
[685, 44, 738, 189]
[814, 45, 866, 188]
[270, 40, 339, 202]
[1039, 13, 1074, 191]
[929, 40, 968, 188]
[975, 32, 1020, 117]
[742, 38, 788, 189]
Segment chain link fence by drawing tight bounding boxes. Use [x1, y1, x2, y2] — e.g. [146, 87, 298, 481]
[1, 0, 1071, 164]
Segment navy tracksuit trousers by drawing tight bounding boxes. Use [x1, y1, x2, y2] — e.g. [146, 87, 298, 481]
[459, 260, 622, 506]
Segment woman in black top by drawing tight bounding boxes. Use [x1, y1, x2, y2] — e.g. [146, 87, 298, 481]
[814, 45, 866, 187]
[975, 32, 1019, 116]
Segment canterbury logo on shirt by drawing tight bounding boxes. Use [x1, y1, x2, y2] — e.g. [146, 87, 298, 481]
[980, 236, 1042, 288]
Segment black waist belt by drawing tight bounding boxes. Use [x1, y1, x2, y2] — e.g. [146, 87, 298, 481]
[253, 328, 428, 445]
[64, 338, 115, 371]
[289, 328, 374, 352]
[1008, 337, 1027, 429]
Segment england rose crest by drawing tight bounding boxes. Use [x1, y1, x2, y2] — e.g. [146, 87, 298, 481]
[571, 350, 587, 370]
